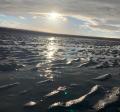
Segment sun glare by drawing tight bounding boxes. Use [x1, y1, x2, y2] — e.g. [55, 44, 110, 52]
[48, 12, 61, 20]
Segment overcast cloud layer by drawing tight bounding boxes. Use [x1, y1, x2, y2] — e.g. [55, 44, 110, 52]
[0, 0, 120, 38]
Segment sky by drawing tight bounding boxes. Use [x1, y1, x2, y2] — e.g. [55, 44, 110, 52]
[0, 0, 120, 38]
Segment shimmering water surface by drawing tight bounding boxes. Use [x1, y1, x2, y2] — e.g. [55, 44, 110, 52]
[0, 29, 120, 112]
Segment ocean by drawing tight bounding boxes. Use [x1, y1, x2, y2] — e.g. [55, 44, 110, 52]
[0, 28, 120, 112]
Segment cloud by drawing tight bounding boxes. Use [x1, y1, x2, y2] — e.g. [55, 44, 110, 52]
[19, 16, 26, 19]
[0, 19, 22, 28]
[0, 0, 120, 37]
[0, 0, 119, 18]
[32, 16, 37, 19]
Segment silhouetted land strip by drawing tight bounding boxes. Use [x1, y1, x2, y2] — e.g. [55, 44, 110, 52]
[0, 27, 120, 41]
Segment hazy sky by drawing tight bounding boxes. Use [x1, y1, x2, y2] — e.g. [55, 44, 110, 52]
[0, 0, 120, 38]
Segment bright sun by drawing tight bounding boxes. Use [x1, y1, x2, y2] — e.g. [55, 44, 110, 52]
[48, 12, 61, 20]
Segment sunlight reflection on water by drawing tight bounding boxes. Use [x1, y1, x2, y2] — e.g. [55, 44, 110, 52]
[45, 37, 58, 79]
[38, 37, 58, 79]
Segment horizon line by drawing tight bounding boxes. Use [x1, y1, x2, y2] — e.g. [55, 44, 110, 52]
[0, 26, 120, 40]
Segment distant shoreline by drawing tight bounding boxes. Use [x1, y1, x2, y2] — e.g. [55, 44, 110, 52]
[0, 26, 120, 41]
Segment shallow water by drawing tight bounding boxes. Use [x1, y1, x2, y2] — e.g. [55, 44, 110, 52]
[0, 29, 120, 112]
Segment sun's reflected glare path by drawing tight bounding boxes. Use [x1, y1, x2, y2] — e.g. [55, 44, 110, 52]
[46, 37, 57, 60]
[37, 37, 59, 79]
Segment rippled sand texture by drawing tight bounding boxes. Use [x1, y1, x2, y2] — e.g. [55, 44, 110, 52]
[0, 29, 120, 112]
